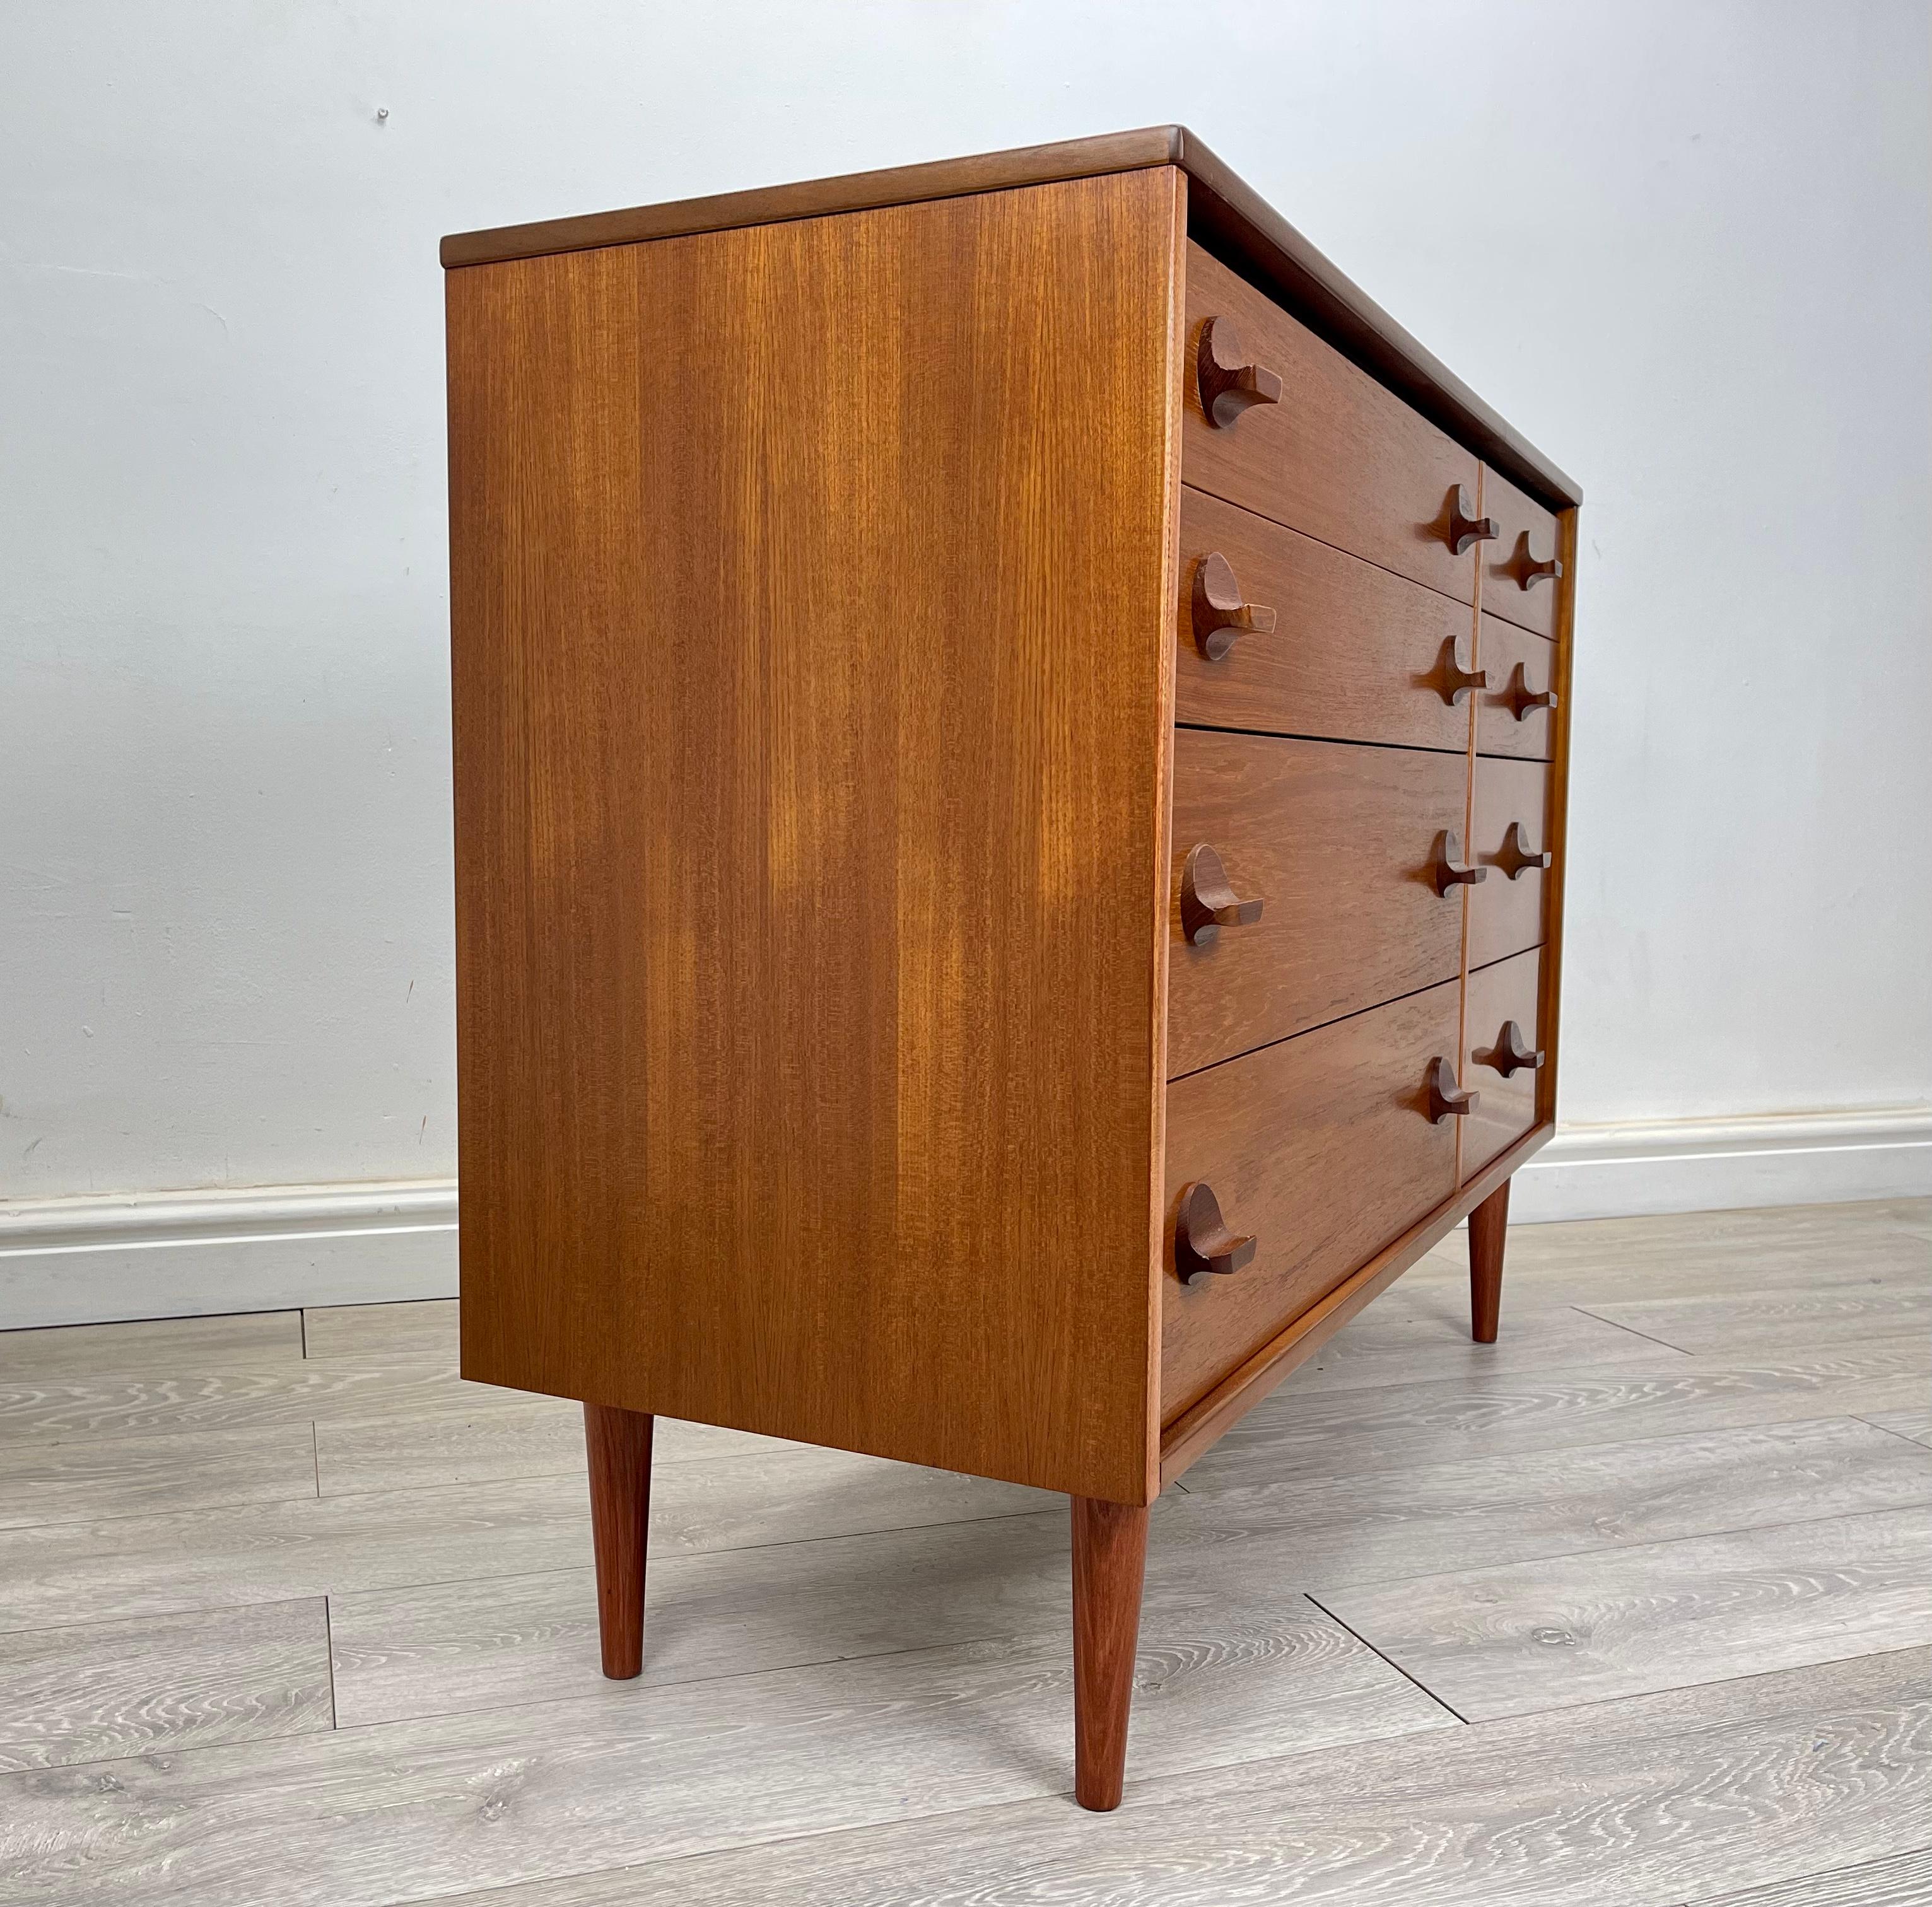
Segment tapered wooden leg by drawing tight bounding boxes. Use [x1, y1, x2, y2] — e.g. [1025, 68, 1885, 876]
[1469, 1175, 1511, 1344]
[584, 1403, 653, 1679]
[1071, 1495, 1149, 1812]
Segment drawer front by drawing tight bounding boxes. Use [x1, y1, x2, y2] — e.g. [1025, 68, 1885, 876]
[1462, 947, 1545, 1177]
[1183, 244, 1479, 603]
[1162, 977, 1463, 1420]
[1169, 729, 1470, 1078]
[1468, 756, 1554, 971]
[1175, 487, 1477, 753]
[1479, 467, 1562, 639]
[1474, 614, 1558, 761]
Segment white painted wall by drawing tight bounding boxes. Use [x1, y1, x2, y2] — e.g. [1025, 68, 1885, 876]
[3, 3, 1928, 1220]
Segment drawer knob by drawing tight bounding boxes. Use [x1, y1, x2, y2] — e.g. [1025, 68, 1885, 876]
[1506, 665, 1560, 720]
[1436, 638, 1490, 706]
[1506, 536, 1563, 592]
[1480, 1020, 1546, 1077]
[1427, 1058, 1480, 1123]
[1432, 831, 1488, 895]
[1181, 843, 1263, 945]
[1191, 552, 1277, 661]
[1175, 1181, 1256, 1285]
[1198, 318, 1283, 428]
[1496, 820, 1552, 880]
[1446, 486, 1499, 555]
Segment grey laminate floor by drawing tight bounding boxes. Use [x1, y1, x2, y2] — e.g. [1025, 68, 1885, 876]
[0, 1197, 1926, 1906]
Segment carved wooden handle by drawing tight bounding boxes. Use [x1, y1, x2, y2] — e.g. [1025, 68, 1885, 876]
[1180, 843, 1263, 945]
[1478, 1020, 1546, 1077]
[1508, 536, 1563, 591]
[1437, 638, 1490, 706]
[1191, 552, 1277, 662]
[1432, 831, 1488, 895]
[1427, 1057, 1479, 1123]
[1506, 663, 1560, 720]
[1175, 1181, 1256, 1285]
[1198, 318, 1283, 428]
[1446, 485, 1498, 554]
[1495, 820, 1552, 881]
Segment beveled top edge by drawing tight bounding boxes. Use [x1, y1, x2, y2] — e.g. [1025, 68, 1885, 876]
[440, 125, 1579, 509]
[438, 127, 1186, 270]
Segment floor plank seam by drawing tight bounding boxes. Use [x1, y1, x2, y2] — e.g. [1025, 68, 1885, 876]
[1663, 1842, 1932, 1907]
[1566, 1303, 1701, 1353]
[327, 1631, 1036, 1737]
[1299, 1590, 1468, 1725]
[322, 1593, 339, 1729]
[0, 1591, 330, 1647]
[1852, 1414, 1932, 1452]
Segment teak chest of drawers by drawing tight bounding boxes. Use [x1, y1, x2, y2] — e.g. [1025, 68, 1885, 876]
[444, 126, 1579, 1812]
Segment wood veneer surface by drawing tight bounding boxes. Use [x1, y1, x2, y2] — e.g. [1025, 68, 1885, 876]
[449, 171, 1183, 1504]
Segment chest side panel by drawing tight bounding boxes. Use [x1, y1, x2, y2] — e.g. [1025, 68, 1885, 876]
[448, 171, 1181, 1502]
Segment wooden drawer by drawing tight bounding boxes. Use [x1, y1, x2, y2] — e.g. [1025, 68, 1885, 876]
[1161, 977, 1463, 1419]
[1479, 468, 1562, 640]
[1174, 487, 1477, 754]
[1474, 615, 1557, 761]
[1461, 947, 1545, 1177]
[1468, 756, 1554, 971]
[1169, 729, 1469, 1077]
[1183, 245, 1479, 603]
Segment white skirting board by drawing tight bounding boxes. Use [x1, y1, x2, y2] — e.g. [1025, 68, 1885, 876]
[1, 1108, 1927, 1329]
[0, 1183, 460, 1331]
[1510, 1106, 1932, 1223]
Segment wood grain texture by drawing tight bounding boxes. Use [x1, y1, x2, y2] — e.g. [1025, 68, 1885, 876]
[0, 1599, 331, 1770]
[1268, 1293, 1682, 1396]
[1404, 1199, 1932, 1303]
[0, 1478, 590, 1635]
[1159, 1123, 1552, 1482]
[0, 1607, 1446, 1906]
[1687, 1847, 1932, 1907]
[441, 125, 1188, 266]
[1479, 465, 1564, 639]
[302, 1300, 457, 1363]
[0, 1361, 527, 1447]
[330, 1490, 1424, 1736]
[310, 1401, 807, 1495]
[449, 171, 1183, 1504]
[1070, 1496, 1149, 1808]
[1209, 1341, 1929, 1485]
[1463, 948, 1544, 1177]
[1317, 1505, 1932, 1720]
[1183, 243, 1481, 600]
[1162, 979, 1462, 1418]
[442, 127, 1581, 510]
[585, 1404, 652, 1678]
[0, 1447, 1055, 1636]
[1177, 1418, 1932, 1587]
[1172, 487, 1475, 751]
[1576, 1289, 1932, 1356]
[1469, 1177, 1509, 1342]
[1474, 612, 1557, 760]
[1865, 1409, 1932, 1450]
[0, 1423, 319, 1529]
[0, 1310, 302, 1377]
[399, 1652, 1928, 1907]
[1533, 501, 1579, 1129]
[1167, 730, 1469, 1075]
[1468, 754, 1554, 971]
[329, 1513, 1072, 1726]
[1, 1201, 1928, 1906]
[324, 1416, 1932, 1733]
